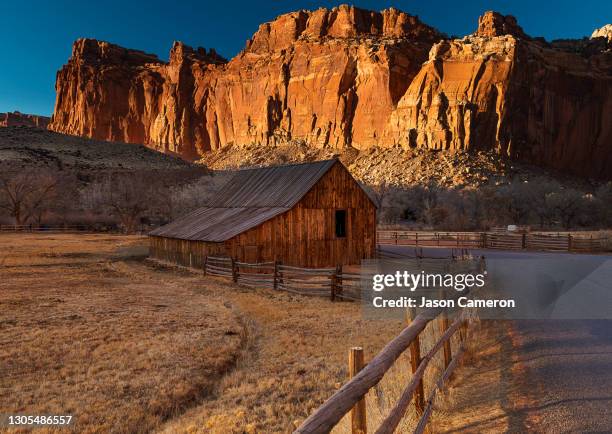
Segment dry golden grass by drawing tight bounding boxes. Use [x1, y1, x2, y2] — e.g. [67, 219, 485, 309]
[159, 277, 406, 433]
[1, 234, 244, 433]
[427, 320, 530, 433]
[1, 234, 409, 433]
[2, 233, 510, 433]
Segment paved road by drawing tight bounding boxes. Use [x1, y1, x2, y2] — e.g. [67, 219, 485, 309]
[510, 319, 612, 432]
[380, 245, 612, 431]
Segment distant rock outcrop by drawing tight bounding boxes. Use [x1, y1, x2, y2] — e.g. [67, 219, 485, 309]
[592, 24, 612, 41]
[49, 7, 612, 179]
[1, 111, 50, 129]
[475, 11, 529, 39]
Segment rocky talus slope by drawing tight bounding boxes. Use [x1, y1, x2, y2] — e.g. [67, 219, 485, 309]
[197, 145, 592, 190]
[48, 7, 612, 179]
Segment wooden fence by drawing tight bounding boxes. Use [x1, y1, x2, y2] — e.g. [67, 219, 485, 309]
[0, 224, 95, 233]
[377, 230, 608, 253]
[150, 247, 472, 302]
[151, 249, 479, 432]
[289, 254, 485, 433]
[198, 256, 363, 300]
[295, 306, 471, 433]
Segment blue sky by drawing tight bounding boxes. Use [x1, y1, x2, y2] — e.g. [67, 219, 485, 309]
[1, 0, 610, 116]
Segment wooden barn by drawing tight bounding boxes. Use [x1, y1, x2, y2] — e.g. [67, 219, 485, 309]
[149, 159, 377, 268]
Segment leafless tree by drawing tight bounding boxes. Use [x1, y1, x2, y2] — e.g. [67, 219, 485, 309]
[595, 183, 612, 227]
[0, 170, 58, 225]
[82, 172, 171, 233]
[546, 188, 587, 229]
[169, 171, 231, 218]
[498, 180, 534, 225]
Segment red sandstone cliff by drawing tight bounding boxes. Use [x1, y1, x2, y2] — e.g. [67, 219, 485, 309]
[1, 111, 50, 128]
[48, 7, 612, 178]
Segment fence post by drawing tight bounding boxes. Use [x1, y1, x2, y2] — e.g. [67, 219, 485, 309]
[522, 233, 527, 249]
[335, 265, 343, 301]
[406, 310, 425, 415]
[231, 257, 238, 282]
[394, 231, 398, 246]
[439, 291, 452, 369]
[460, 319, 468, 343]
[203, 256, 208, 275]
[331, 268, 337, 302]
[415, 232, 419, 247]
[568, 234, 572, 252]
[273, 260, 279, 290]
[349, 347, 367, 434]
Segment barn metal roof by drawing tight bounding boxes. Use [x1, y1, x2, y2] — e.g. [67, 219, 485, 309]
[150, 159, 344, 242]
[206, 159, 337, 208]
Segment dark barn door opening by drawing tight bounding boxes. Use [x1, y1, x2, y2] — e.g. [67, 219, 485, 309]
[335, 209, 347, 238]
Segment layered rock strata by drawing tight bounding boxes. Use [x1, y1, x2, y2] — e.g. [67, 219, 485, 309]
[49, 7, 612, 178]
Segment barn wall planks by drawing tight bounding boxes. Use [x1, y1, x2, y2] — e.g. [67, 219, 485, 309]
[222, 162, 376, 267]
[150, 162, 376, 267]
[149, 236, 227, 268]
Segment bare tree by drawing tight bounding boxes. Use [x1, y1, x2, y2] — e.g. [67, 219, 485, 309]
[547, 188, 587, 229]
[82, 172, 171, 233]
[169, 171, 231, 218]
[496, 180, 534, 225]
[595, 183, 612, 227]
[367, 181, 391, 209]
[0, 170, 58, 225]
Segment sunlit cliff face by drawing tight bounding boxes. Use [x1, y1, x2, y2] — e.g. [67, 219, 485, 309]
[49, 7, 612, 179]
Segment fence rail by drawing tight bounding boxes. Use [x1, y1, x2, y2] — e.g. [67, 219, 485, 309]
[292, 253, 484, 434]
[0, 224, 96, 233]
[151, 246, 475, 303]
[296, 307, 472, 434]
[377, 230, 608, 253]
[197, 255, 358, 300]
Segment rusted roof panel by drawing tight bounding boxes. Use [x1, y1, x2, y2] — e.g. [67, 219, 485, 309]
[150, 159, 339, 242]
[149, 206, 287, 242]
[207, 159, 337, 208]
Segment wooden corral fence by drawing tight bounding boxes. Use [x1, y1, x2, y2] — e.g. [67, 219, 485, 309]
[377, 230, 608, 253]
[0, 224, 94, 233]
[295, 306, 472, 433]
[195, 256, 364, 301]
[150, 247, 468, 302]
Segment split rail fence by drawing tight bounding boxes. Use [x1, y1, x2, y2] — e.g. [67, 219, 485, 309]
[292, 256, 482, 433]
[295, 307, 472, 433]
[0, 224, 94, 232]
[147, 251, 365, 301]
[377, 230, 608, 253]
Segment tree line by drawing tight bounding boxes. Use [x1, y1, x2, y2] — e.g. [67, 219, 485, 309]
[370, 179, 612, 230]
[0, 168, 219, 232]
[0, 168, 610, 232]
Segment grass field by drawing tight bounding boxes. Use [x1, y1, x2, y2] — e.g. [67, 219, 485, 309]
[0, 234, 405, 433]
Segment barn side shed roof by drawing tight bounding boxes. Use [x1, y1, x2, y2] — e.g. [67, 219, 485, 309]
[149, 158, 374, 242]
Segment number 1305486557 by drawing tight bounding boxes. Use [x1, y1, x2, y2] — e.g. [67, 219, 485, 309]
[2, 414, 74, 426]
